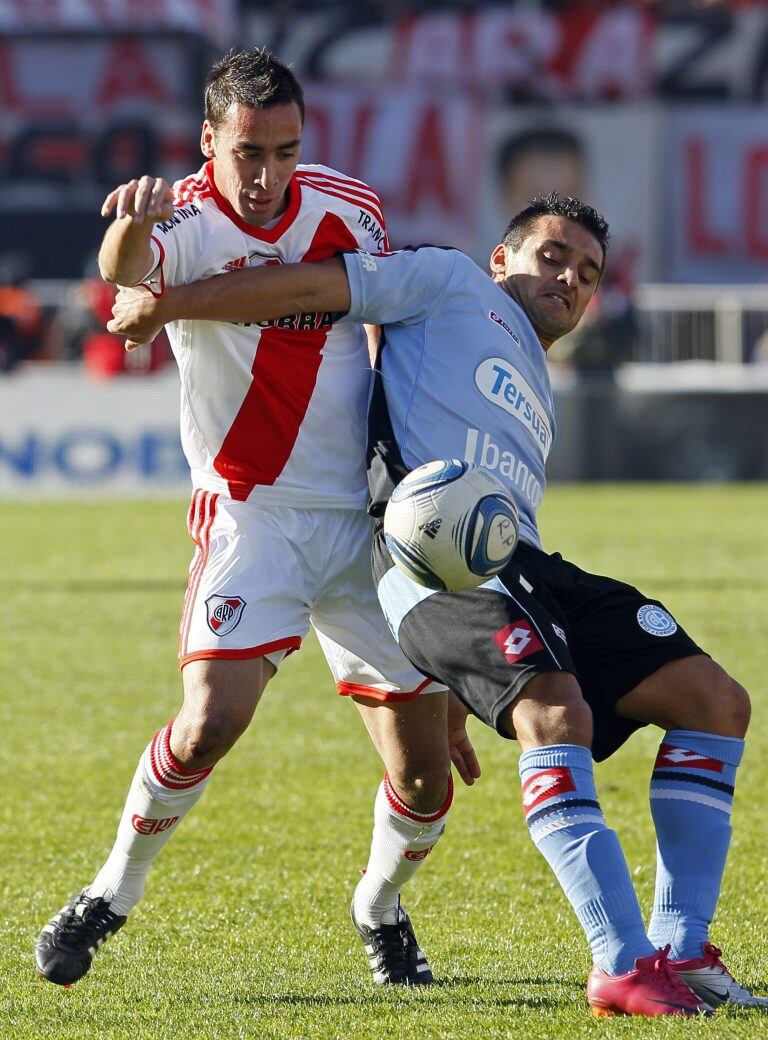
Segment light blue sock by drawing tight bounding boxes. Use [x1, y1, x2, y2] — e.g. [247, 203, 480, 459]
[519, 744, 654, 975]
[647, 729, 744, 960]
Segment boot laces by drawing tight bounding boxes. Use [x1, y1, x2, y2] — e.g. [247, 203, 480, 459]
[55, 893, 118, 948]
[643, 945, 701, 1004]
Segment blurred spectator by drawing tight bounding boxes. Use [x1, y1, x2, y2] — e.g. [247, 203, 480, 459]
[496, 127, 587, 224]
[47, 255, 172, 375]
[0, 254, 43, 372]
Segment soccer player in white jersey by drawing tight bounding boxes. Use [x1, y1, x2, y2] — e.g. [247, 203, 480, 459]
[107, 193, 768, 1016]
[35, 48, 466, 990]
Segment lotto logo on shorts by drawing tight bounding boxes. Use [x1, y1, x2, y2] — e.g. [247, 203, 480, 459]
[521, 768, 575, 814]
[493, 620, 543, 663]
[205, 595, 246, 636]
[132, 814, 179, 835]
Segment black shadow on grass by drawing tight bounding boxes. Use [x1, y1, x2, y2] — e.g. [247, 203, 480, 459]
[230, 993, 565, 1010]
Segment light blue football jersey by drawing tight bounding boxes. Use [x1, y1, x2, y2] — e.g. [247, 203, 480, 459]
[343, 246, 555, 549]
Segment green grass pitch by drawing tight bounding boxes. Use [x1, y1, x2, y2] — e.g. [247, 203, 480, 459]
[2, 485, 768, 1039]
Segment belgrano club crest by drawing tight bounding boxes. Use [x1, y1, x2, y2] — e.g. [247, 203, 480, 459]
[205, 595, 246, 636]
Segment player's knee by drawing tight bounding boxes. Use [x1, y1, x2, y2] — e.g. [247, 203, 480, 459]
[388, 759, 452, 814]
[508, 672, 593, 749]
[172, 709, 249, 767]
[704, 669, 751, 738]
[676, 661, 751, 738]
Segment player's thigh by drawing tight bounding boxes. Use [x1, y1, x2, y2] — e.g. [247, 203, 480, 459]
[180, 655, 275, 728]
[312, 511, 446, 703]
[564, 567, 707, 760]
[614, 654, 750, 738]
[372, 527, 575, 741]
[180, 494, 314, 669]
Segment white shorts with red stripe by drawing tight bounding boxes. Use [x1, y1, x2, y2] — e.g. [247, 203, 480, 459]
[179, 491, 445, 702]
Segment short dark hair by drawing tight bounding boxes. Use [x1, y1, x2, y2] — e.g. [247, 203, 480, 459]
[204, 48, 305, 129]
[496, 127, 583, 182]
[503, 191, 610, 271]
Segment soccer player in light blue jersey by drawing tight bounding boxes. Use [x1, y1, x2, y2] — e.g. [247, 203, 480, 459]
[109, 193, 765, 1017]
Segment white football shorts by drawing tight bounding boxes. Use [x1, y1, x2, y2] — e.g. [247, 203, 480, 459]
[178, 490, 445, 702]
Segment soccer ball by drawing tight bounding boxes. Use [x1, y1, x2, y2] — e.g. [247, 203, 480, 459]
[383, 459, 519, 592]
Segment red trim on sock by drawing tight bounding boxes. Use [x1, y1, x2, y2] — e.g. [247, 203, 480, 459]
[383, 772, 453, 823]
[148, 722, 213, 790]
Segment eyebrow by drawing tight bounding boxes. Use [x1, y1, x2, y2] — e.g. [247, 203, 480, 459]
[236, 138, 301, 151]
[542, 238, 602, 276]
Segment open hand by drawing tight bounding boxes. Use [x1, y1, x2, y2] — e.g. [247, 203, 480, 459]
[447, 691, 481, 786]
[101, 176, 173, 225]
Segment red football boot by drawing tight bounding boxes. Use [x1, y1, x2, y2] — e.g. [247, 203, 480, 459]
[587, 945, 713, 1017]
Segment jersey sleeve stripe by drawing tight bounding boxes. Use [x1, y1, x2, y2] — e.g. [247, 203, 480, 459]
[296, 170, 383, 203]
[297, 167, 382, 195]
[295, 173, 385, 218]
[295, 177, 385, 228]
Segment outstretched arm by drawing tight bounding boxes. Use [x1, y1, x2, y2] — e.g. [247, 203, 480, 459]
[108, 257, 351, 345]
[98, 176, 174, 286]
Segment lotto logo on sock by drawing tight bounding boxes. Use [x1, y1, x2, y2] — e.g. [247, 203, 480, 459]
[493, 620, 543, 663]
[404, 844, 435, 861]
[655, 744, 723, 773]
[132, 814, 180, 835]
[521, 768, 575, 814]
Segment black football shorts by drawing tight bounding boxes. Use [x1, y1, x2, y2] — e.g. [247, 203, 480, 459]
[372, 529, 706, 761]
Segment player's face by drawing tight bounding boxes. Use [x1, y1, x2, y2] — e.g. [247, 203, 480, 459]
[491, 215, 603, 350]
[201, 102, 302, 226]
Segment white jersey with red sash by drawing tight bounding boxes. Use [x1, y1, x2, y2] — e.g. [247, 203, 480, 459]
[146, 161, 389, 508]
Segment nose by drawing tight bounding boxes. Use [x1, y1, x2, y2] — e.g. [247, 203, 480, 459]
[253, 161, 275, 192]
[558, 267, 579, 289]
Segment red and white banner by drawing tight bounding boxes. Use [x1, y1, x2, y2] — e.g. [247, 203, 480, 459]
[0, 38, 199, 198]
[302, 86, 483, 255]
[666, 106, 768, 283]
[0, 0, 235, 43]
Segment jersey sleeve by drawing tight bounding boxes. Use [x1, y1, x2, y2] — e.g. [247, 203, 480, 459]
[141, 202, 206, 293]
[343, 247, 458, 326]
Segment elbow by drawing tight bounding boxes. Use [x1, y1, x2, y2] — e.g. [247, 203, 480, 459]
[97, 249, 119, 286]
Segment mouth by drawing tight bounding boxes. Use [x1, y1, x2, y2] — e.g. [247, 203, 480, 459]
[243, 194, 277, 210]
[542, 290, 572, 313]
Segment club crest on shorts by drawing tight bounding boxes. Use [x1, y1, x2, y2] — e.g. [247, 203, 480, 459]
[637, 604, 677, 637]
[206, 595, 246, 636]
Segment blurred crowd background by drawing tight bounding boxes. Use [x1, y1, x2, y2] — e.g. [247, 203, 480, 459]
[2, 0, 768, 489]
[4, 0, 768, 372]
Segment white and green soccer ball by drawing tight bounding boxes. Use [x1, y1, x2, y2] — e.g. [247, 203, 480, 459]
[383, 459, 519, 592]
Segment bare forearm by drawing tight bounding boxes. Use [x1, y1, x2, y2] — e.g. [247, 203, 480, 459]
[98, 218, 155, 286]
[161, 257, 351, 324]
[98, 176, 173, 285]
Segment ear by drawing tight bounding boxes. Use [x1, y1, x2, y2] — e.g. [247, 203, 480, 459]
[489, 243, 507, 281]
[201, 121, 216, 160]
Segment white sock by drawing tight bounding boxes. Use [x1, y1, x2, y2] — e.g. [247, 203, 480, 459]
[89, 722, 213, 916]
[353, 773, 453, 928]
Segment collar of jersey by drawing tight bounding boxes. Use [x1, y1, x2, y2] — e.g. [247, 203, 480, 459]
[203, 160, 302, 242]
